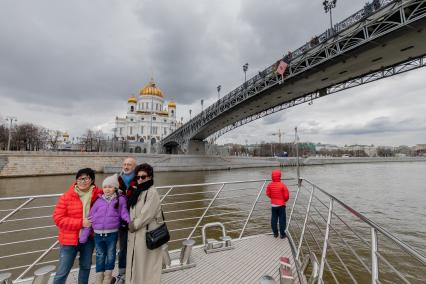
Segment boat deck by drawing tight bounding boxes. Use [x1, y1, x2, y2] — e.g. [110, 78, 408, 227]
[161, 234, 299, 284]
[61, 234, 299, 284]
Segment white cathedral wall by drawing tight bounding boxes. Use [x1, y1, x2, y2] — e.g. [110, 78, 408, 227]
[115, 113, 177, 142]
[115, 94, 178, 147]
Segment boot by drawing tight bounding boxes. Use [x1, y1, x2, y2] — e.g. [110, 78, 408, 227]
[95, 272, 104, 284]
[103, 270, 113, 284]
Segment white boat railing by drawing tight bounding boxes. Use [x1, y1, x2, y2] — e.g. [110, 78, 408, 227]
[287, 177, 426, 284]
[1, 177, 425, 283]
[0, 178, 293, 282]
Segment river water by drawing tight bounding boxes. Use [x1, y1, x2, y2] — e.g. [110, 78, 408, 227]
[1, 162, 425, 282]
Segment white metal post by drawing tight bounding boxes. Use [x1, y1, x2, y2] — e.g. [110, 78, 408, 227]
[187, 183, 226, 240]
[239, 180, 267, 239]
[287, 179, 301, 229]
[371, 228, 379, 284]
[296, 184, 315, 259]
[317, 198, 334, 283]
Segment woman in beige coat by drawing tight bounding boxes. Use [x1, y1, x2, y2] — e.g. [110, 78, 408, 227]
[126, 163, 162, 284]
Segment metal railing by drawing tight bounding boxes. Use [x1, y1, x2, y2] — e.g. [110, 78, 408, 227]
[0, 178, 294, 282]
[286, 177, 426, 284]
[1, 177, 425, 283]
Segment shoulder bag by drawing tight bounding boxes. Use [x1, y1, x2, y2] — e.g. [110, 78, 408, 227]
[143, 190, 170, 250]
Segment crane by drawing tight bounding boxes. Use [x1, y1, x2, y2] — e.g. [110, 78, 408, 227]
[271, 129, 283, 144]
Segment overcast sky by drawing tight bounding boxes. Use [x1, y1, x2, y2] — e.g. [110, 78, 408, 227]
[1, 0, 425, 147]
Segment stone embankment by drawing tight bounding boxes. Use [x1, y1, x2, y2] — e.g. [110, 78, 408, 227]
[0, 152, 279, 177]
[1, 152, 425, 178]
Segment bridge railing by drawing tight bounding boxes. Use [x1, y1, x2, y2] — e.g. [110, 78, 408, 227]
[163, 0, 401, 145]
[287, 177, 426, 283]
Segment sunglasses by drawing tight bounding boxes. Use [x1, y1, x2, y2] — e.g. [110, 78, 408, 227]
[136, 175, 148, 180]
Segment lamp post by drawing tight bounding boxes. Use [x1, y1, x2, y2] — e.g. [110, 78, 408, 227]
[201, 99, 204, 113]
[5, 116, 17, 151]
[149, 95, 154, 154]
[189, 109, 192, 120]
[112, 127, 117, 152]
[323, 0, 337, 32]
[217, 85, 221, 100]
[243, 63, 249, 84]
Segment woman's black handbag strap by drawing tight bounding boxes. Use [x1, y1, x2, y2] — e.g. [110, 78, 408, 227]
[143, 190, 166, 231]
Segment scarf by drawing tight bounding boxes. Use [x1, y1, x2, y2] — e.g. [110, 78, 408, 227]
[103, 192, 117, 202]
[127, 179, 154, 208]
[121, 172, 135, 188]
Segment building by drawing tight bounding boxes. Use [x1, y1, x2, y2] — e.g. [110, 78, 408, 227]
[315, 143, 340, 152]
[115, 78, 180, 153]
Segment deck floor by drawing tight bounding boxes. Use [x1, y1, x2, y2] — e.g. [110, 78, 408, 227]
[161, 234, 299, 284]
[32, 234, 299, 284]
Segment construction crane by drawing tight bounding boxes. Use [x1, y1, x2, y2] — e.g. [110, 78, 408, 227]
[271, 129, 283, 144]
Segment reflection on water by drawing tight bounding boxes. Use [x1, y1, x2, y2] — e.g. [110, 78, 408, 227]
[1, 163, 425, 282]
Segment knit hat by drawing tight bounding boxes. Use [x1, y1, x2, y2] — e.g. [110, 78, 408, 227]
[102, 174, 119, 188]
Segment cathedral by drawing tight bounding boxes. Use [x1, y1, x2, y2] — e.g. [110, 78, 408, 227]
[115, 78, 181, 153]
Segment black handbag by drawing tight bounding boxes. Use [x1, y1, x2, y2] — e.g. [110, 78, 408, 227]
[144, 191, 170, 250]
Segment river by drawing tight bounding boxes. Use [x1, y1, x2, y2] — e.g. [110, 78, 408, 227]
[1, 162, 425, 282]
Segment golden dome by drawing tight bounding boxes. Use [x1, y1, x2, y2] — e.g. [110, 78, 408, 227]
[62, 132, 69, 137]
[128, 95, 137, 104]
[168, 101, 176, 108]
[140, 78, 164, 98]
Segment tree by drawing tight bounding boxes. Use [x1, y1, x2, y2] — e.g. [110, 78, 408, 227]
[81, 129, 106, 152]
[0, 125, 8, 150]
[48, 130, 62, 150]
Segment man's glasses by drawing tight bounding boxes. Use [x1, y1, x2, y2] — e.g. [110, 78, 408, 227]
[77, 177, 91, 183]
[136, 175, 148, 180]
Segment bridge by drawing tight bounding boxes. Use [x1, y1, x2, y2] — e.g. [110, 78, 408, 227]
[162, 0, 426, 154]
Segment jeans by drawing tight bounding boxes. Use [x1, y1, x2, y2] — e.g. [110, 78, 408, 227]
[271, 205, 287, 237]
[118, 228, 128, 271]
[94, 232, 119, 272]
[53, 238, 94, 284]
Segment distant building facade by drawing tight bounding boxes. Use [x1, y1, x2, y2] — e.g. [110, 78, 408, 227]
[114, 78, 180, 153]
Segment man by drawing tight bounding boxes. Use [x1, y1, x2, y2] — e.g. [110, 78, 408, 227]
[114, 157, 137, 283]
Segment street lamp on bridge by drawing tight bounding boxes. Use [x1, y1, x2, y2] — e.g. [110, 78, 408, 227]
[217, 85, 221, 100]
[189, 109, 192, 120]
[5, 116, 17, 151]
[243, 63, 249, 84]
[323, 0, 337, 33]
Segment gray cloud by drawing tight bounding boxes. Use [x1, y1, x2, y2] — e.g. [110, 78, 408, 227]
[0, 0, 425, 146]
[328, 117, 426, 135]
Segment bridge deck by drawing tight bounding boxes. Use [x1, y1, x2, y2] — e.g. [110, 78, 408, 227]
[59, 234, 299, 284]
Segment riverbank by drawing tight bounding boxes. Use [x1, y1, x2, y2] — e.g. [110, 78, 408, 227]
[1, 151, 426, 177]
[276, 156, 426, 166]
[0, 151, 279, 177]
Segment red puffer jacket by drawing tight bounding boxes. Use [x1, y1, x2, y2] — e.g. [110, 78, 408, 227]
[53, 183, 102, 245]
[266, 170, 290, 206]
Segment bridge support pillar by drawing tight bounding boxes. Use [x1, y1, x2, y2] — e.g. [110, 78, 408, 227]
[187, 140, 206, 155]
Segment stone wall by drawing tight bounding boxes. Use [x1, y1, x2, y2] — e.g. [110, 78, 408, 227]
[0, 152, 279, 177]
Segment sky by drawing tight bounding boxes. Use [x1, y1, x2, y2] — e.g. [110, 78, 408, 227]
[0, 0, 425, 147]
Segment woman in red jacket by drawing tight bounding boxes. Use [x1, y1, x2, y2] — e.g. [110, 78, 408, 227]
[266, 169, 290, 239]
[52, 168, 102, 284]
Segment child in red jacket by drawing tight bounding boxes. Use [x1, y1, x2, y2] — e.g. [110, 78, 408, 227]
[266, 169, 290, 238]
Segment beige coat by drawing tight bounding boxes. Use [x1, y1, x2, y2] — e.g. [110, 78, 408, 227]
[126, 186, 163, 284]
